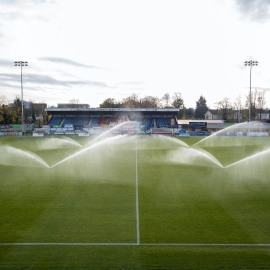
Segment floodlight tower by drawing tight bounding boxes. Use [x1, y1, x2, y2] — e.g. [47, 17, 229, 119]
[244, 60, 259, 122]
[14, 61, 28, 133]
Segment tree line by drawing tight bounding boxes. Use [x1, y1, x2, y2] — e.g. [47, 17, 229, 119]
[0, 90, 268, 124]
[99, 90, 268, 122]
[0, 95, 48, 125]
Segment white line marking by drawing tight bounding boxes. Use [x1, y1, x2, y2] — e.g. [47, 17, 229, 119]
[0, 243, 136, 246]
[0, 243, 270, 246]
[136, 139, 140, 245]
[140, 243, 270, 246]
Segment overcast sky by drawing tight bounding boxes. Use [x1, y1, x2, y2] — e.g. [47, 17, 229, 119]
[0, 0, 270, 108]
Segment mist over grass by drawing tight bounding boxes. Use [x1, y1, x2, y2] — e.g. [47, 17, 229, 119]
[1, 135, 270, 269]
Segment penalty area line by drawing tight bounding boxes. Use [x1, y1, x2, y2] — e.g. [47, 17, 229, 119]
[0, 243, 270, 246]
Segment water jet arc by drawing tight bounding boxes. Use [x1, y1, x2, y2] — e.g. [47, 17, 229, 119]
[85, 121, 131, 147]
[50, 135, 126, 168]
[191, 122, 248, 148]
[225, 148, 270, 169]
[0, 145, 49, 168]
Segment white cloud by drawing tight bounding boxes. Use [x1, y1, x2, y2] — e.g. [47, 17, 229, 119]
[234, 0, 270, 22]
[0, 0, 270, 108]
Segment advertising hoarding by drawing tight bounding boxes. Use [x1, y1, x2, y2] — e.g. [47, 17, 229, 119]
[227, 132, 237, 136]
[195, 131, 206, 136]
[0, 132, 22, 136]
[189, 122, 207, 128]
[152, 131, 173, 134]
[136, 130, 147, 134]
[247, 132, 269, 137]
[33, 133, 44, 137]
[78, 133, 89, 136]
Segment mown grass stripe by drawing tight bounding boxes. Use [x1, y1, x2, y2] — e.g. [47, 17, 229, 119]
[1, 243, 270, 246]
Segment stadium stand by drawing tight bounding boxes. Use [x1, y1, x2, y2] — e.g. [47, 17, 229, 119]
[155, 117, 178, 128]
[121, 117, 130, 123]
[45, 108, 180, 133]
[100, 117, 107, 125]
[63, 117, 90, 127]
[48, 117, 63, 126]
[141, 119, 154, 129]
[156, 117, 170, 127]
[90, 117, 101, 125]
[107, 117, 118, 127]
[108, 117, 118, 123]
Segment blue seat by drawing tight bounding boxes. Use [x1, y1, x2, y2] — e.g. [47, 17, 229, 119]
[48, 117, 63, 126]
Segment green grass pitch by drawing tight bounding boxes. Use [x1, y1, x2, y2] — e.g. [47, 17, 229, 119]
[0, 134, 270, 269]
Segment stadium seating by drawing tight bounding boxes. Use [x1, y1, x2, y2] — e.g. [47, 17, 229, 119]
[100, 117, 107, 125]
[90, 117, 101, 125]
[63, 117, 90, 127]
[121, 117, 130, 123]
[48, 117, 63, 126]
[141, 119, 154, 129]
[108, 117, 118, 123]
[47, 116, 176, 131]
[156, 117, 171, 127]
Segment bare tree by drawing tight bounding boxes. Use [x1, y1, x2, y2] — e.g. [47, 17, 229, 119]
[162, 93, 171, 107]
[171, 92, 185, 119]
[257, 90, 266, 120]
[122, 94, 140, 108]
[245, 89, 258, 120]
[215, 97, 232, 121]
[234, 95, 243, 123]
[172, 92, 184, 109]
[0, 95, 8, 105]
[69, 98, 80, 104]
[140, 96, 161, 108]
